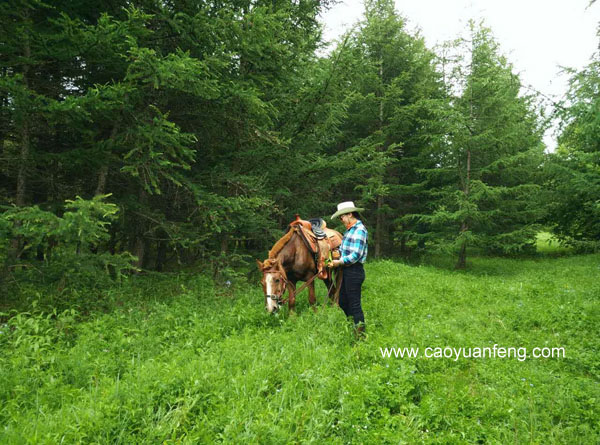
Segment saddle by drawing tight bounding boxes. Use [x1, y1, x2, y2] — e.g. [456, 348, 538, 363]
[289, 215, 342, 279]
[309, 218, 327, 239]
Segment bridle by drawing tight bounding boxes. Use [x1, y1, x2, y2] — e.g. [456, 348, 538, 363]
[262, 267, 289, 305]
[262, 267, 324, 306]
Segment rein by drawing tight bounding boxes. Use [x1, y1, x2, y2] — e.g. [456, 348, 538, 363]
[286, 272, 318, 301]
[273, 271, 318, 306]
[277, 265, 341, 305]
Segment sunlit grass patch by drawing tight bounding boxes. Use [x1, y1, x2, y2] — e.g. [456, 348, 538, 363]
[536, 231, 573, 255]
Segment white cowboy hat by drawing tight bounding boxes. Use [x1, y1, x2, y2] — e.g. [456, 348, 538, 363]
[331, 201, 365, 219]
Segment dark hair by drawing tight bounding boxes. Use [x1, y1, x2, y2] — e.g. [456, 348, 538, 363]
[342, 211, 365, 223]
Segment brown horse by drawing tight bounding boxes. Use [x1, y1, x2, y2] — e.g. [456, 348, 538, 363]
[257, 225, 342, 313]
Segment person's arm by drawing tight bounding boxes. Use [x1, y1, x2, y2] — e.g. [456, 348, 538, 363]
[339, 226, 367, 265]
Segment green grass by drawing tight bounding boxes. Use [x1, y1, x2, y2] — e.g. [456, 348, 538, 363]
[536, 231, 573, 256]
[1, 254, 599, 443]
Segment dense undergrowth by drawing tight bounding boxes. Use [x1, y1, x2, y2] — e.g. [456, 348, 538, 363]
[0, 247, 598, 443]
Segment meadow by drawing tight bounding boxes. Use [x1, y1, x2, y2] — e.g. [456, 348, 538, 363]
[1, 244, 598, 443]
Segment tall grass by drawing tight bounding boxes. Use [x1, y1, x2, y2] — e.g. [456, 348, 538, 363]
[1, 253, 598, 443]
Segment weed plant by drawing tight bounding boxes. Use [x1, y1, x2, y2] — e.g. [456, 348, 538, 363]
[0, 250, 598, 443]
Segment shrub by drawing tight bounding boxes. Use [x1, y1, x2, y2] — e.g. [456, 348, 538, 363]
[1, 195, 136, 300]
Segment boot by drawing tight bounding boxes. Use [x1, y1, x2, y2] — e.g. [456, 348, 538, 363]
[354, 323, 366, 340]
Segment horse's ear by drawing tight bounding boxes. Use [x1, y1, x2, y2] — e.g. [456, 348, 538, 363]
[256, 259, 263, 270]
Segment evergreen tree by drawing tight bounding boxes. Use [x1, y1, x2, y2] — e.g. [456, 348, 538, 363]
[412, 22, 545, 268]
[545, 48, 600, 249]
[304, 0, 448, 254]
[0, 0, 333, 272]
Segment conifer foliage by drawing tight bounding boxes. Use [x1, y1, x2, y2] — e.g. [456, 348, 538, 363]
[408, 22, 545, 267]
[0, 0, 586, 282]
[545, 47, 600, 250]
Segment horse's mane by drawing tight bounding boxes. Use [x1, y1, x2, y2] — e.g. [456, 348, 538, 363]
[268, 227, 294, 260]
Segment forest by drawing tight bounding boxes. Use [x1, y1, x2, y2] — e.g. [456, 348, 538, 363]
[1, 0, 598, 281]
[0, 0, 599, 442]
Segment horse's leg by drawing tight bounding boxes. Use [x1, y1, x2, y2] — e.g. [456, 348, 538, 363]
[308, 279, 317, 312]
[333, 268, 343, 306]
[287, 281, 296, 313]
[324, 276, 333, 304]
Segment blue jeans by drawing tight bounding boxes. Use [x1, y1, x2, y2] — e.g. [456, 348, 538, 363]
[339, 262, 365, 326]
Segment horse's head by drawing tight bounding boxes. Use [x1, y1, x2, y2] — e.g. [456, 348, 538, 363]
[256, 258, 288, 313]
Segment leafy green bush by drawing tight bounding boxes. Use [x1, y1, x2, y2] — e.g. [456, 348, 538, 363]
[1, 195, 136, 299]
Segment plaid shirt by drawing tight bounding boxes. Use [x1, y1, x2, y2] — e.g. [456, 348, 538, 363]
[340, 220, 368, 265]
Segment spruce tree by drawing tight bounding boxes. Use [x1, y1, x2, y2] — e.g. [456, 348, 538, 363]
[304, 0, 448, 255]
[413, 22, 545, 268]
[546, 47, 600, 249]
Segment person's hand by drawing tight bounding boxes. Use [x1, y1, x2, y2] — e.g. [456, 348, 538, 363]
[328, 259, 342, 268]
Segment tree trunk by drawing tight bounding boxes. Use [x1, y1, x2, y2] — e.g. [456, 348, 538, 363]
[456, 235, 467, 269]
[155, 239, 167, 272]
[95, 122, 120, 195]
[95, 165, 108, 196]
[11, 30, 32, 261]
[456, 148, 471, 269]
[375, 195, 383, 258]
[134, 188, 148, 270]
[374, 60, 385, 258]
[220, 235, 229, 254]
[15, 122, 29, 206]
[399, 224, 407, 255]
[16, 36, 31, 207]
[11, 117, 29, 257]
[134, 237, 146, 270]
[456, 50, 474, 270]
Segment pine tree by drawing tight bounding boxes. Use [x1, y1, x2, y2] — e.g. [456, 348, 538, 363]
[302, 0, 448, 255]
[545, 47, 600, 249]
[413, 22, 545, 268]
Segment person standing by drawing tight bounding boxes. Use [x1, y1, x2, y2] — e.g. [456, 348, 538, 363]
[328, 201, 368, 337]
